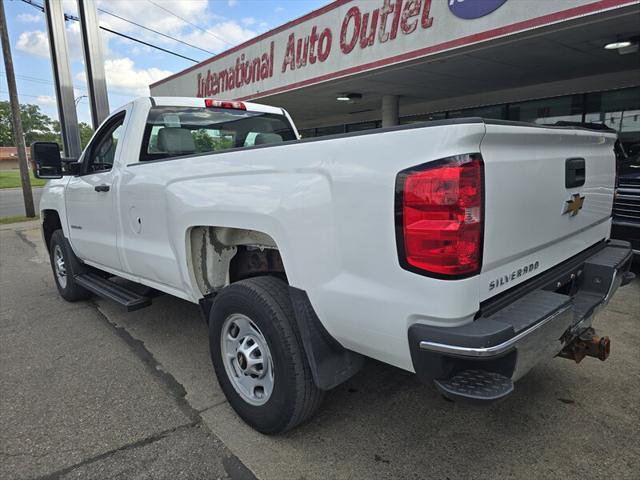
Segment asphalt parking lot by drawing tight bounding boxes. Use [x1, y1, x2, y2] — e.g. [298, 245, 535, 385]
[1, 221, 639, 480]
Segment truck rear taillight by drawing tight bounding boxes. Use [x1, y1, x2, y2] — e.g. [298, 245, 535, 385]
[395, 154, 484, 278]
[204, 99, 246, 110]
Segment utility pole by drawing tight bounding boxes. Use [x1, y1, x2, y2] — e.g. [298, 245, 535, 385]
[0, 0, 35, 218]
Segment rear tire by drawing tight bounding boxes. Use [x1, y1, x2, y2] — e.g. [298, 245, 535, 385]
[209, 276, 324, 434]
[49, 229, 91, 302]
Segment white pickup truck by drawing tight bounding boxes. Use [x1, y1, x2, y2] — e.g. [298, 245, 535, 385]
[33, 97, 634, 433]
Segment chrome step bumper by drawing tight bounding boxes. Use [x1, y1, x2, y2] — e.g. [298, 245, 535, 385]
[409, 240, 634, 401]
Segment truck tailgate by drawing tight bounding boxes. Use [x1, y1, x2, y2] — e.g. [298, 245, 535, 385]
[479, 122, 616, 301]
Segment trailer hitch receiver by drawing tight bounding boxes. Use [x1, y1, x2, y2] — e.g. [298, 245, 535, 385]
[559, 328, 610, 363]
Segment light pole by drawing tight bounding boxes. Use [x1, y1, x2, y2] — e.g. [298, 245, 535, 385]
[78, 0, 109, 129]
[45, 0, 82, 159]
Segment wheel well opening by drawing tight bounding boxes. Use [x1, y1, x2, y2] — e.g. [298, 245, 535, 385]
[230, 246, 286, 284]
[189, 226, 286, 296]
[42, 210, 62, 252]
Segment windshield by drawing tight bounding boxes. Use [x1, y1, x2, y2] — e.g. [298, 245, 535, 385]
[139, 106, 297, 162]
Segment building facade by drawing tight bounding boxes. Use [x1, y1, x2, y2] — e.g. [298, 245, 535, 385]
[150, 0, 640, 150]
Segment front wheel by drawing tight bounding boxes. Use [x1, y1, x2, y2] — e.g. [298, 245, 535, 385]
[49, 230, 90, 302]
[209, 276, 323, 434]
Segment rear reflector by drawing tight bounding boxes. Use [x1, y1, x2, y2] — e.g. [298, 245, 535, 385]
[395, 154, 484, 278]
[204, 99, 246, 110]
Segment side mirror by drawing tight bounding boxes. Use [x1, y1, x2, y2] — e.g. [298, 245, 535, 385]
[31, 142, 63, 179]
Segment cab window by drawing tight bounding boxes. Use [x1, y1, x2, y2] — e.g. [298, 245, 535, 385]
[139, 106, 296, 162]
[85, 113, 125, 173]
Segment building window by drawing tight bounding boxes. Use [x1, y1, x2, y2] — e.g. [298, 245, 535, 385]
[508, 94, 583, 125]
[315, 125, 346, 137]
[400, 112, 446, 124]
[298, 128, 316, 138]
[448, 104, 507, 120]
[299, 87, 639, 152]
[346, 121, 379, 133]
[585, 87, 640, 154]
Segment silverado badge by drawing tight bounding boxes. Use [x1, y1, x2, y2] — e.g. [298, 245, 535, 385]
[563, 193, 585, 217]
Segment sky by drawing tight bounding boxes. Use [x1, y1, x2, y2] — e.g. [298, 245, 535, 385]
[1, 0, 327, 124]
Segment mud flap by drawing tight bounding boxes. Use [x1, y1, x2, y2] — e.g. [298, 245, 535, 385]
[289, 287, 365, 391]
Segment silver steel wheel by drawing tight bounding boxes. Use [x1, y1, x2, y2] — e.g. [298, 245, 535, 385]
[220, 313, 274, 406]
[53, 244, 67, 289]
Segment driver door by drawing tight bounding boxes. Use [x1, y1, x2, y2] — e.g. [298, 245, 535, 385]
[65, 111, 126, 271]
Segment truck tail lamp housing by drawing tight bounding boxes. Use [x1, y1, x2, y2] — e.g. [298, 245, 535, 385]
[204, 99, 246, 110]
[395, 154, 484, 278]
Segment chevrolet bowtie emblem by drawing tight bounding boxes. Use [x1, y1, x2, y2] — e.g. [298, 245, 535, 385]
[563, 193, 585, 217]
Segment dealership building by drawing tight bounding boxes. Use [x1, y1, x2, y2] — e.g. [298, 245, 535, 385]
[150, 0, 640, 149]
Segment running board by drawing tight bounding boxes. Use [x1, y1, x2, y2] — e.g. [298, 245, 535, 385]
[434, 370, 514, 404]
[75, 273, 152, 311]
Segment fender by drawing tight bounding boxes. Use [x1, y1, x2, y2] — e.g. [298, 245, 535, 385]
[39, 177, 72, 239]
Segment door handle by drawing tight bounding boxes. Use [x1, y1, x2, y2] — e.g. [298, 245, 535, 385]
[565, 158, 585, 188]
[94, 184, 110, 192]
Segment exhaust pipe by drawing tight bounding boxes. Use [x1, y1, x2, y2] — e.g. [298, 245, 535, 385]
[559, 328, 610, 363]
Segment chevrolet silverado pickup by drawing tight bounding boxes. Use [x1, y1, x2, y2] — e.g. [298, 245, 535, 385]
[32, 97, 634, 433]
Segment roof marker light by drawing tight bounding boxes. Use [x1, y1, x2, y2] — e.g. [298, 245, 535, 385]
[204, 99, 246, 110]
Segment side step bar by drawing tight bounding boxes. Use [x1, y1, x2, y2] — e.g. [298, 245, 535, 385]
[75, 273, 152, 311]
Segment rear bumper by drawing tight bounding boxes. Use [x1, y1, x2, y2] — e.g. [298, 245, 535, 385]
[409, 240, 634, 389]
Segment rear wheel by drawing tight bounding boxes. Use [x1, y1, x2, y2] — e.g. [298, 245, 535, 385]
[49, 230, 91, 302]
[209, 276, 323, 433]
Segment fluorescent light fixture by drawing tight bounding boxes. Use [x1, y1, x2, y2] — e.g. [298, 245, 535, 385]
[605, 41, 632, 50]
[336, 93, 362, 102]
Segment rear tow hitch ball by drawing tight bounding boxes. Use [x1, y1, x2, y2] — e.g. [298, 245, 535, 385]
[559, 328, 611, 363]
[588, 335, 611, 361]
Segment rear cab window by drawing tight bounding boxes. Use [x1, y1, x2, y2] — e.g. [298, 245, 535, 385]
[139, 104, 297, 162]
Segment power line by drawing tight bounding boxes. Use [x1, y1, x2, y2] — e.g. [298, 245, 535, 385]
[19, 0, 200, 63]
[99, 26, 199, 63]
[97, 7, 215, 55]
[1, 71, 139, 99]
[4, 73, 52, 86]
[0, 89, 60, 100]
[0, 89, 86, 106]
[146, 0, 233, 48]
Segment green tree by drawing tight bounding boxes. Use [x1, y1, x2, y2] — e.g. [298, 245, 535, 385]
[0, 101, 12, 146]
[0, 101, 61, 147]
[78, 122, 94, 149]
[192, 129, 216, 152]
[192, 128, 233, 152]
[1, 101, 93, 150]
